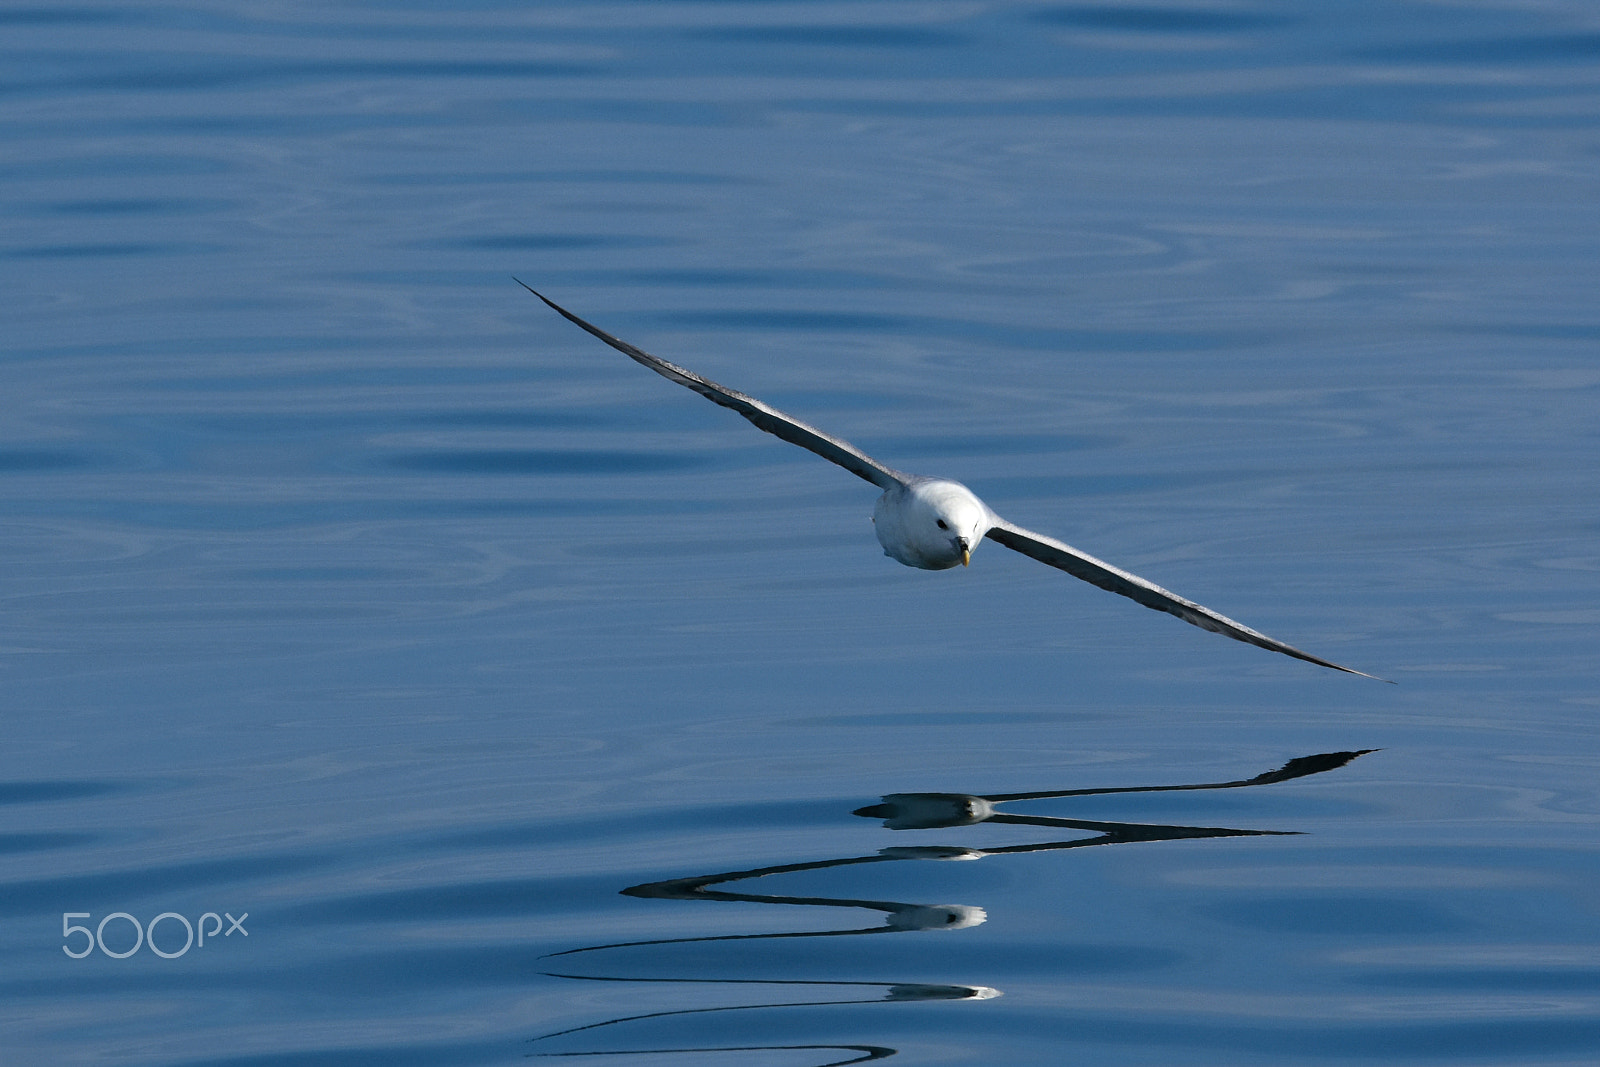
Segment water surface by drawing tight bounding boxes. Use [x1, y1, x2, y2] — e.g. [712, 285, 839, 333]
[4, 2, 1599, 1064]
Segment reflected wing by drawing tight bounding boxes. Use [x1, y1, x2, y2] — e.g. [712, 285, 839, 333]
[984, 518, 1388, 681]
[518, 281, 907, 490]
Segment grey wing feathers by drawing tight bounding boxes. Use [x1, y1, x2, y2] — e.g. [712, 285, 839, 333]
[983, 519, 1389, 681]
[517, 281, 907, 491]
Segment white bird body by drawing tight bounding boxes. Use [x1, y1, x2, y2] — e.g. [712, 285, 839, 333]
[872, 478, 991, 570]
[518, 281, 1387, 681]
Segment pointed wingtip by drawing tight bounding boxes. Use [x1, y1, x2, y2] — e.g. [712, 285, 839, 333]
[1317, 659, 1393, 684]
[1337, 662, 1396, 684]
[512, 280, 598, 334]
[511, 276, 551, 306]
[513, 277, 569, 318]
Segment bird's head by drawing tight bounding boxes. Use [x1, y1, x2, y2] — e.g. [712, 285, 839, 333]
[915, 481, 990, 567]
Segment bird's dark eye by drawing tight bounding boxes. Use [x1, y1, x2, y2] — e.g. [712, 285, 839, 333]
[936, 519, 948, 530]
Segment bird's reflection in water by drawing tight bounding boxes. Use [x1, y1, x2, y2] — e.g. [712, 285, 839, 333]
[533, 750, 1373, 1061]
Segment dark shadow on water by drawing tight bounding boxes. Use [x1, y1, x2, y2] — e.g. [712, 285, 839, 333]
[439, 233, 675, 252]
[531, 750, 1373, 1062]
[0, 449, 96, 472]
[538, 1044, 892, 1066]
[384, 449, 709, 475]
[0, 779, 137, 805]
[1029, 6, 1293, 33]
[687, 25, 970, 49]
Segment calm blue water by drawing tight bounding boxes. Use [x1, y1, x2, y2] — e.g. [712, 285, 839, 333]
[5, 2, 1599, 1064]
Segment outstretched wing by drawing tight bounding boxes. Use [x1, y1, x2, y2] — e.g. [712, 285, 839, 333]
[518, 281, 908, 491]
[984, 518, 1389, 681]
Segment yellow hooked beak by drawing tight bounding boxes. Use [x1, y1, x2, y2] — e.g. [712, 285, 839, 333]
[960, 541, 971, 567]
